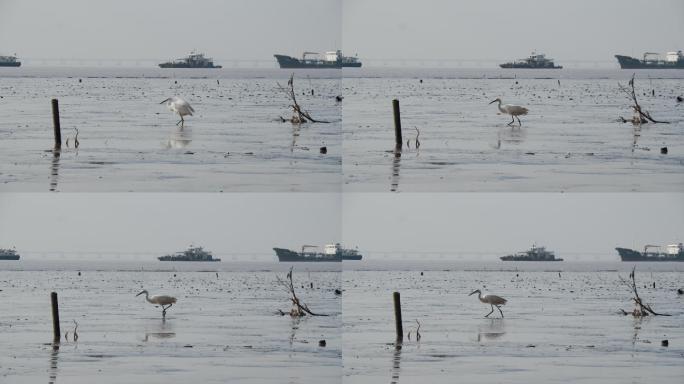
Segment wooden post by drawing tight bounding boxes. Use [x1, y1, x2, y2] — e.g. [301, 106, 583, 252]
[51, 99, 61, 149]
[392, 99, 402, 149]
[393, 291, 403, 342]
[51, 292, 60, 342]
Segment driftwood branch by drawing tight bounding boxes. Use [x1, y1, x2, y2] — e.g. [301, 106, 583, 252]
[617, 74, 669, 124]
[276, 267, 328, 317]
[277, 74, 329, 124]
[618, 266, 670, 316]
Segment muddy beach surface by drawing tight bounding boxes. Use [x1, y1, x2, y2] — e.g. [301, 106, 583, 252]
[343, 261, 684, 383]
[0, 261, 341, 383]
[342, 68, 684, 192]
[0, 68, 341, 192]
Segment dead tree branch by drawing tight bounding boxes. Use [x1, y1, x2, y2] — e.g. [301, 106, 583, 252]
[618, 266, 670, 316]
[617, 74, 669, 124]
[277, 74, 329, 124]
[276, 267, 328, 317]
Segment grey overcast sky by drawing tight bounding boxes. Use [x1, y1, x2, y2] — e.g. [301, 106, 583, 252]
[1, 0, 681, 62]
[342, 193, 684, 260]
[0, 0, 342, 60]
[343, 0, 684, 61]
[0, 193, 341, 260]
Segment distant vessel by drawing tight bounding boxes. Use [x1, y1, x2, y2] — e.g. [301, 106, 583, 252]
[615, 51, 684, 69]
[274, 243, 363, 262]
[158, 245, 220, 261]
[274, 50, 362, 68]
[500, 52, 562, 69]
[500, 244, 562, 261]
[159, 51, 222, 68]
[0, 54, 21, 67]
[616, 243, 684, 261]
[0, 247, 20, 260]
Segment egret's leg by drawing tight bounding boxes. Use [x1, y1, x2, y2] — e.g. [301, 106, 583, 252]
[180, 115, 184, 128]
[485, 304, 494, 317]
[516, 116, 522, 126]
[507, 115, 515, 126]
[496, 305, 504, 318]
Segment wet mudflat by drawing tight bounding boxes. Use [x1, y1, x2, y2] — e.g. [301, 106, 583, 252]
[0, 262, 341, 383]
[0, 68, 341, 192]
[343, 261, 684, 383]
[342, 68, 684, 192]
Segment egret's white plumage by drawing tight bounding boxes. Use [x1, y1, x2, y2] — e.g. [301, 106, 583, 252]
[489, 98, 528, 126]
[469, 289, 507, 318]
[136, 289, 177, 317]
[160, 96, 194, 127]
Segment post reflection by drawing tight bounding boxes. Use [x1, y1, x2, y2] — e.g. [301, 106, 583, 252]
[390, 149, 401, 192]
[49, 149, 60, 192]
[48, 342, 59, 384]
[390, 342, 402, 384]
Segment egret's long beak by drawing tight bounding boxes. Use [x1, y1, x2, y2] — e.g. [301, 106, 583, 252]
[136, 291, 145, 297]
[160, 98, 170, 104]
[468, 290, 478, 296]
[488, 99, 498, 105]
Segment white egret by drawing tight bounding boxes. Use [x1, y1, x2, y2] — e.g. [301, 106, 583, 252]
[489, 98, 528, 126]
[136, 290, 177, 317]
[469, 289, 507, 318]
[160, 96, 194, 127]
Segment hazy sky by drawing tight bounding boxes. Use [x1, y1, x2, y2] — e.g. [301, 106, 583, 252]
[1, 193, 682, 261]
[342, 193, 684, 260]
[0, 193, 341, 260]
[2, 0, 681, 62]
[343, 0, 684, 61]
[0, 0, 342, 61]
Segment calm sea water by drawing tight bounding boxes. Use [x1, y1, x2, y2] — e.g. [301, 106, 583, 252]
[343, 262, 684, 384]
[1, 260, 682, 383]
[0, 67, 342, 192]
[0, 261, 341, 383]
[342, 68, 684, 192]
[2, 67, 682, 192]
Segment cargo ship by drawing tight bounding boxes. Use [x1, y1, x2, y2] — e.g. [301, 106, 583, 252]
[158, 245, 220, 261]
[500, 52, 562, 69]
[0, 54, 21, 67]
[616, 243, 684, 261]
[500, 244, 562, 261]
[615, 51, 684, 69]
[159, 51, 222, 68]
[274, 243, 362, 262]
[0, 247, 20, 260]
[274, 50, 361, 68]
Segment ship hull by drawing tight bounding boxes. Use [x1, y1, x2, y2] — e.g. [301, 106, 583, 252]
[616, 247, 684, 261]
[615, 55, 684, 69]
[158, 64, 222, 68]
[274, 55, 361, 69]
[0, 255, 20, 260]
[0, 62, 21, 67]
[499, 64, 562, 69]
[273, 247, 362, 262]
[500, 257, 563, 261]
[274, 247, 341, 262]
[157, 258, 221, 261]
